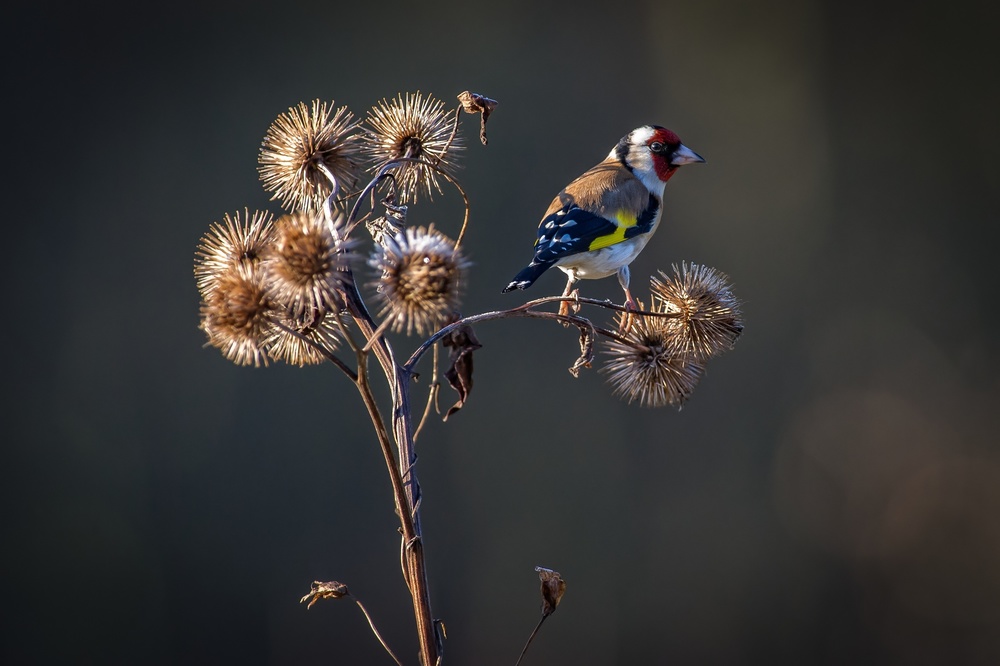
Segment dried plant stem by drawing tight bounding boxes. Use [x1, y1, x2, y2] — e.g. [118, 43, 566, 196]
[352, 595, 405, 666]
[514, 615, 549, 666]
[343, 271, 438, 665]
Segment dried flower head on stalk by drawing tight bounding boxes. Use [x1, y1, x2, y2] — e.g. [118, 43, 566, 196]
[363, 92, 462, 203]
[259, 100, 362, 211]
[602, 306, 706, 408]
[650, 262, 743, 360]
[194, 209, 275, 297]
[370, 225, 470, 335]
[199, 265, 274, 367]
[264, 211, 353, 320]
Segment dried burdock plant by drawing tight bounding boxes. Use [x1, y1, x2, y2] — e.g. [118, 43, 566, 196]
[194, 209, 275, 297]
[602, 306, 707, 408]
[263, 211, 353, 320]
[259, 99, 362, 211]
[363, 92, 462, 203]
[370, 224, 470, 336]
[196, 89, 744, 665]
[651, 262, 743, 360]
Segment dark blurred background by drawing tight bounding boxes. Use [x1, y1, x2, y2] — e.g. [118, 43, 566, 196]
[4, 0, 999, 663]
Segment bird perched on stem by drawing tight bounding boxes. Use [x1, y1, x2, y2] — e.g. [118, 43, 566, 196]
[502, 125, 704, 326]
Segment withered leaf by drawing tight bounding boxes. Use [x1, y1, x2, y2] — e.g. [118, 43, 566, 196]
[568, 325, 594, 378]
[457, 91, 498, 145]
[535, 566, 566, 618]
[442, 323, 482, 420]
[300, 580, 350, 609]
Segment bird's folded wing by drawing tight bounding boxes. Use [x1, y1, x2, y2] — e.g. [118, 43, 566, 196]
[532, 195, 659, 263]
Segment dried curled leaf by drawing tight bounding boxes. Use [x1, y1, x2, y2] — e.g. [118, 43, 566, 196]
[442, 323, 482, 420]
[367, 196, 408, 247]
[568, 324, 594, 378]
[535, 566, 566, 618]
[457, 91, 498, 145]
[300, 580, 351, 609]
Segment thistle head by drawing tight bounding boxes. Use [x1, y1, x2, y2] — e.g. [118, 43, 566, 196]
[362, 92, 462, 203]
[369, 225, 469, 335]
[258, 99, 362, 211]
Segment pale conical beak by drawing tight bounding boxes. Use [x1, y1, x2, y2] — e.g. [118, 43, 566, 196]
[670, 143, 705, 166]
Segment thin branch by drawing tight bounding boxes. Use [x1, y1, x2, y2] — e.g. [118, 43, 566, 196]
[433, 103, 463, 172]
[514, 615, 549, 666]
[352, 596, 405, 666]
[413, 383, 438, 443]
[403, 295, 680, 373]
[412, 343, 439, 443]
[362, 317, 395, 352]
[346, 166, 398, 235]
[345, 157, 471, 249]
[316, 160, 341, 227]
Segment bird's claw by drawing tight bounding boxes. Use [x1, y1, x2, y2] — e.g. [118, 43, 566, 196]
[618, 297, 638, 334]
[558, 288, 580, 322]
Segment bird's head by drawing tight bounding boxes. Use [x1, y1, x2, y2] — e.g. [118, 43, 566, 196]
[612, 125, 704, 194]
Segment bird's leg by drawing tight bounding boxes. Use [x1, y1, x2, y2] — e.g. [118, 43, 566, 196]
[617, 265, 637, 334]
[558, 271, 580, 320]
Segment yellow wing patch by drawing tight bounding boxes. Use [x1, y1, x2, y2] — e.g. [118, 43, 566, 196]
[588, 209, 636, 251]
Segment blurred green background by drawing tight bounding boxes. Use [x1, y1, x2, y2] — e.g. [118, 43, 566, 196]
[5, 0, 999, 663]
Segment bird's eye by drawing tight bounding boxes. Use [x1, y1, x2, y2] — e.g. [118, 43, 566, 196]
[649, 142, 664, 153]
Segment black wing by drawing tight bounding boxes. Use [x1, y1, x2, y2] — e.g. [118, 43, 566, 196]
[502, 195, 659, 292]
[531, 204, 617, 263]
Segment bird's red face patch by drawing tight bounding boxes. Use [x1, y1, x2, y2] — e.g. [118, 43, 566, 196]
[649, 128, 681, 146]
[648, 128, 682, 182]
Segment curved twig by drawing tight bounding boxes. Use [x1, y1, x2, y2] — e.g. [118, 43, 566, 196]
[403, 295, 681, 373]
[346, 168, 398, 234]
[345, 157, 471, 248]
[351, 595, 404, 666]
[412, 343, 440, 443]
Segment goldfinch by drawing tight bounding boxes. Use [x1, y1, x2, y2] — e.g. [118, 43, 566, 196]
[502, 125, 704, 315]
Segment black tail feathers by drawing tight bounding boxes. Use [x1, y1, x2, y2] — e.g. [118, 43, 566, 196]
[502, 262, 551, 293]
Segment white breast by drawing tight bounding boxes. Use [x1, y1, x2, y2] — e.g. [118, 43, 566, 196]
[554, 231, 656, 280]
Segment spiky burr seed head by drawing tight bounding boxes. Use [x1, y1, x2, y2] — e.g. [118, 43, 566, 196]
[194, 209, 275, 297]
[258, 100, 362, 212]
[263, 211, 353, 321]
[264, 309, 346, 367]
[602, 308, 706, 408]
[199, 265, 275, 368]
[362, 92, 462, 203]
[650, 263, 743, 361]
[369, 225, 470, 336]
